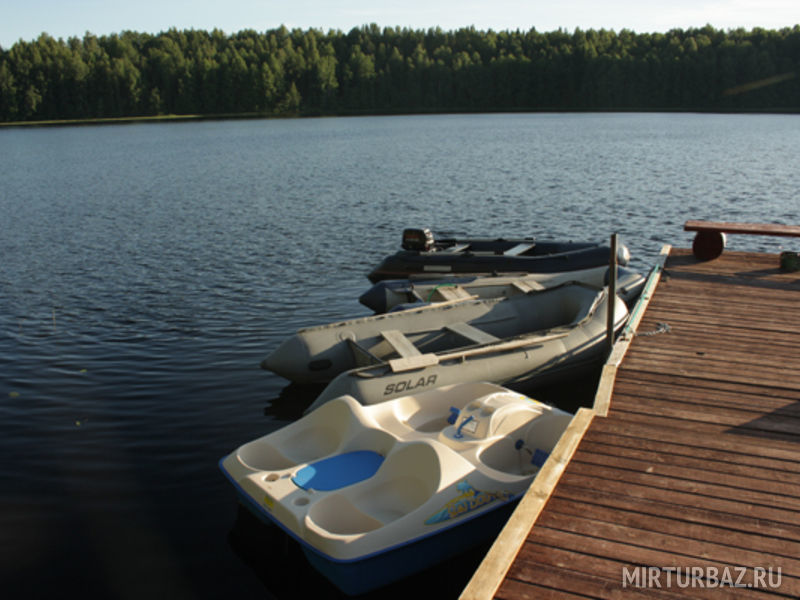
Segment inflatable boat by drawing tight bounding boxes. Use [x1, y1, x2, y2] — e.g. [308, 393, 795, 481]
[219, 382, 572, 595]
[262, 283, 627, 397]
[358, 266, 646, 313]
[366, 228, 630, 283]
[307, 283, 626, 411]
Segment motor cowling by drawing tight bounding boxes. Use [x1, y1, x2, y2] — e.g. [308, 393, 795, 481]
[401, 228, 434, 252]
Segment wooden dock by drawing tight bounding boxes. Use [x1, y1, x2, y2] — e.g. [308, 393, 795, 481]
[462, 247, 800, 599]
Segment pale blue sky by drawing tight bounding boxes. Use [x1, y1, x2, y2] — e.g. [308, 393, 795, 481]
[2, 0, 798, 49]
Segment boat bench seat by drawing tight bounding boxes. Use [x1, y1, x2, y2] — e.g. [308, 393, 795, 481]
[350, 332, 437, 372]
[430, 285, 474, 302]
[504, 242, 536, 256]
[684, 220, 800, 260]
[443, 243, 470, 253]
[510, 280, 545, 294]
[381, 329, 422, 359]
[444, 322, 500, 345]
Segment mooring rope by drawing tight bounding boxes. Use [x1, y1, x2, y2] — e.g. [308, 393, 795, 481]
[635, 321, 671, 337]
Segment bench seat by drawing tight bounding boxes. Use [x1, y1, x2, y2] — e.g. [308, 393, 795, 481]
[684, 220, 800, 260]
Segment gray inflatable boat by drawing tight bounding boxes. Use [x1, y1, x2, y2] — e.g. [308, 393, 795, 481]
[263, 283, 627, 401]
[304, 283, 627, 411]
[358, 266, 645, 313]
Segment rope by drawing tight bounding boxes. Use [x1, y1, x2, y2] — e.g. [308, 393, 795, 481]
[635, 321, 671, 337]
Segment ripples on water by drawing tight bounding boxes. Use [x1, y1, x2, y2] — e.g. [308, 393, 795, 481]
[1, 113, 798, 598]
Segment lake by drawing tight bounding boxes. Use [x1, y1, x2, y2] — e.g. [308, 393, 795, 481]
[1, 112, 798, 598]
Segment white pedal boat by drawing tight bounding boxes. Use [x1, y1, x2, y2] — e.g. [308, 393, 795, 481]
[219, 382, 572, 595]
[262, 282, 628, 389]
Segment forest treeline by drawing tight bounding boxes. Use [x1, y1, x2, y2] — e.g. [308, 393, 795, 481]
[1, 24, 799, 122]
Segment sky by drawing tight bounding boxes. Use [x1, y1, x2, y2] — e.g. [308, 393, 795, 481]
[2, 0, 799, 49]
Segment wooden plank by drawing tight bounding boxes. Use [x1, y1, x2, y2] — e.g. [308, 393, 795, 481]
[608, 396, 800, 436]
[577, 438, 800, 482]
[612, 370, 800, 408]
[459, 407, 595, 600]
[570, 448, 800, 500]
[618, 352, 800, 392]
[618, 355, 800, 390]
[444, 321, 500, 345]
[608, 400, 800, 436]
[622, 341, 800, 373]
[654, 272, 800, 295]
[581, 429, 800, 474]
[554, 481, 800, 544]
[555, 471, 800, 530]
[641, 283, 800, 309]
[511, 279, 545, 293]
[613, 369, 800, 405]
[504, 242, 536, 256]
[610, 387, 800, 425]
[444, 243, 470, 253]
[380, 329, 420, 358]
[648, 300, 800, 321]
[588, 414, 800, 461]
[506, 542, 780, 600]
[632, 314, 800, 343]
[496, 578, 592, 600]
[543, 495, 800, 563]
[668, 247, 786, 268]
[635, 304, 800, 332]
[431, 285, 474, 302]
[626, 327, 800, 356]
[564, 461, 800, 512]
[640, 283, 800, 308]
[387, 352, 439, 372]
[593, 363, 618, 418]
[632, 305, 800, 336]
[510, 542, 785, 600]
[604, 408, 800, 447]
[520, 527, 789, 599]
[684, 220, 800, 237]
[502, 559, 690, 600]
[533, 511, 800, 583]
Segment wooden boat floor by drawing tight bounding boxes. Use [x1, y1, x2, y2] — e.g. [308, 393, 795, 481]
[463, 248, 800, 599]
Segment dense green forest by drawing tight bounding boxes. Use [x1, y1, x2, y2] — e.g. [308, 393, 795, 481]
[0, 24, 798, 122]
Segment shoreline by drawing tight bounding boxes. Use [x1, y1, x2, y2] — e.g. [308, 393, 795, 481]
[2, 106, 799, 129]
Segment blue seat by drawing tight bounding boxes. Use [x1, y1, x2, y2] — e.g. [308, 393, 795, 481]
[292, 450, 385, 491]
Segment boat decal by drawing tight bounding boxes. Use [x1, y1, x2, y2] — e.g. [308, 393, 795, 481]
[383, 374, 437, 396]
[424, 481, 513, 525]
[263, 493, 275, 511]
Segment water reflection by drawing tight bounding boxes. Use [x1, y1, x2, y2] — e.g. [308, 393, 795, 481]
[226, 505, 492, 600]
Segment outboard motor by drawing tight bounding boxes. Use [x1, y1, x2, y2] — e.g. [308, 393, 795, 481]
[401, 228, 435, 252]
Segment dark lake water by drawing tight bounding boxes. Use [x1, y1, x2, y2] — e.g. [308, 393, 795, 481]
[1, 113, 798, 598]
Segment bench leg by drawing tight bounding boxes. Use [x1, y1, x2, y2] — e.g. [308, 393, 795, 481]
[692, 231, 726, 260]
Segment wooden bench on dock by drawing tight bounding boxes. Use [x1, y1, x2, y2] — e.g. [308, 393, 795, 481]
[684, 219, 800, 260]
